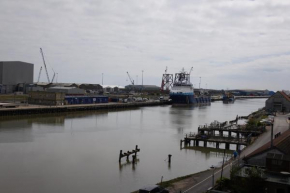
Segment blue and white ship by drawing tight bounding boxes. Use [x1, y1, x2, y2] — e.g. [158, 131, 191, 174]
[169, 68, 211, 105]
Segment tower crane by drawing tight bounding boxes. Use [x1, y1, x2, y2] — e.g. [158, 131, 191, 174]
[37, 66, 42, 83]
[40, 48, 50, 83]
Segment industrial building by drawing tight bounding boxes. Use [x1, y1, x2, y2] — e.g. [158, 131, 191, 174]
[229, 89, 273, 96]
[28, 91, 65, 106]
[65, 96, 108, 104]
[79, 84, 103, 92]
[0, 61, 34, 93]
[47, 87, 85, 95]
[103, 85, 125, 93]
[265, 91, 290, 112]
[125, 85, 161, 93]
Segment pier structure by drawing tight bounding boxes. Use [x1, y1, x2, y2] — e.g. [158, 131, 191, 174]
[119, 145, 140, 163]
[180, 119, 265, 151]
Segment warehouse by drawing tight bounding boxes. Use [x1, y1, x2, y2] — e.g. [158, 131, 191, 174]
[28, 91, 65, 106]
[265, 91, 290, 112]
[103, 85, 125, 93]
[47, 87, 85, 95]
[0, 61, 34, 93]
[65, 96, 108, 104]
[125, 85, 161, 93]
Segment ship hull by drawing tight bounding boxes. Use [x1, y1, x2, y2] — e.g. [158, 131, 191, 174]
[170, 93, 211, 105]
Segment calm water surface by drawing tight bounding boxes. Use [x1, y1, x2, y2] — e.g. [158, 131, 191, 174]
[0, 99, 266, 193]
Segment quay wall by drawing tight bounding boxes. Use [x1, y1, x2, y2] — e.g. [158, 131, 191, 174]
[0, 101, 170, 116]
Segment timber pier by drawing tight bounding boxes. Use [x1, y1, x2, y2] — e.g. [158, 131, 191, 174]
[0, 101, 171, 116]
[181, 117, 265, 151]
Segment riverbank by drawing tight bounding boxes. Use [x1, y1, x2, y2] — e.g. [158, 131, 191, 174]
[0, 101, 171, 116]
[147, 109, 273, 193]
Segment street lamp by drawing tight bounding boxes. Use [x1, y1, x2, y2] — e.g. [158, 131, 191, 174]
[260, 119, 274, 148]
[210, 165, 215, 188]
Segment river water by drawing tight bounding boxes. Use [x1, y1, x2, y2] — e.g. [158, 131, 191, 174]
[0, 99, 266, 193]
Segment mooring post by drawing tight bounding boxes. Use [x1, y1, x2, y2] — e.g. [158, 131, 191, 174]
[236, 144, 240, 151]
[135, 145, 138, 156]
[132, 155, 136, 164]
[225, 143, 230, 150]
[168, 154, 172, 163]
[119, 150, 122, 162]
[216, 142, 219, 149]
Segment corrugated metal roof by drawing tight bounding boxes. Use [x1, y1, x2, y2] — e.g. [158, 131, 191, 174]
[245, 129, 290, 159]
[48, 86, 77, 90]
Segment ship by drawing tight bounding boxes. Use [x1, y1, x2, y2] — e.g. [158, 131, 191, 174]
[222, 92, 235, 103]
[169, 68, 211, 105]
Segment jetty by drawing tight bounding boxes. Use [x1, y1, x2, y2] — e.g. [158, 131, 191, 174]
[180, 118, 265, 151]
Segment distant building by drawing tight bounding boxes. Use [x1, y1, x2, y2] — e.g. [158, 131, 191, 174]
[79, 84, 103, 92]
[47, 87, 85, 95]
[230, 89, 271, 96]
[0, 61, 34, 93]
[65, 96, 108, 104]
[102, 85, 125, 93]
[28, 91, 65, 106]
[265, 91, 290, 112]
[125, 85, 161, 93]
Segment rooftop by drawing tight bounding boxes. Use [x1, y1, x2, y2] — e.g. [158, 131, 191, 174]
[245, 129, 290, 159]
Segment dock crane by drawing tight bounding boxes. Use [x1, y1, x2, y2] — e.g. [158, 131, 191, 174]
[188, 67, 193, 75]
[127, 72, 135, 91]
[37, 66, 42, 83]
[51, 73, 56, 83]
[126, 72, 134, 85]
[40, 48, 50, 83]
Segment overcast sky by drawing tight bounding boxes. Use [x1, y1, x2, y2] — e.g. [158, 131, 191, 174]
[0, 0, 289, 90]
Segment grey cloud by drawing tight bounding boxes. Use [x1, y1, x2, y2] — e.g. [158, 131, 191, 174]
[0, 0, 290, 90]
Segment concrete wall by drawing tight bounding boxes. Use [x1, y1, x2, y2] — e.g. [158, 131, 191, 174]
[0, 61, 34, 85]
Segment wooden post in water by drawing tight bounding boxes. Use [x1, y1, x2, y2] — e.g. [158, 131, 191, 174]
[132, 155, 136, 164]
[236, 144, 240, 151]
[119, 150, 122, 162]
[216, 142, 219, 149]
[168, 154, 172, 163]
[225, 143, 230, 150]
[135, 145, 138, 157]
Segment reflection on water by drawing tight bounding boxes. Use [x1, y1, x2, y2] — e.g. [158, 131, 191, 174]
[0, 99, 266, 193]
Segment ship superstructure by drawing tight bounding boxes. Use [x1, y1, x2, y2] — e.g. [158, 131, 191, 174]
[169, 68, 210, 105]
